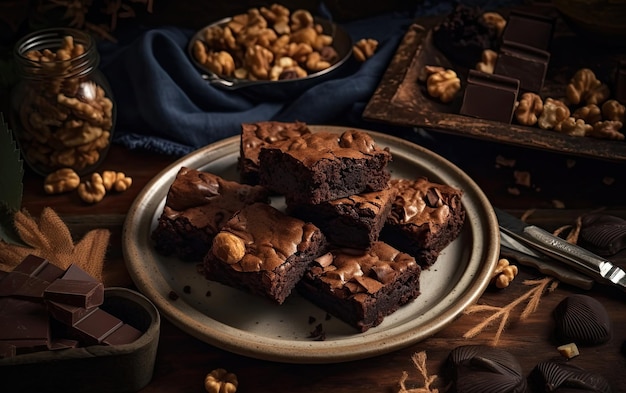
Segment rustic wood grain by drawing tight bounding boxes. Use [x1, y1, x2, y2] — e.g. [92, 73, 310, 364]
[363, 8, 626, 163]
[18, 144, 626, 392]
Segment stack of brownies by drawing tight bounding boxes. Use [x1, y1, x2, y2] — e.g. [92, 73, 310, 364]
[151, 121, 466, 332]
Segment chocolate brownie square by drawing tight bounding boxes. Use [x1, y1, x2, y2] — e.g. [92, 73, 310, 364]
[381, 177, 465, 267]
[151, 167, 270, 261]
[287, 187, 397, 250]
[258, 129, 392, 205]
[203, 202, 327, 304]
[238, 121, 312, 185]
[297, 242, 421, 332]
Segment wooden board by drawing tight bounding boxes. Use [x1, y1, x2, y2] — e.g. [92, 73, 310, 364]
[363, 6, 626, 163]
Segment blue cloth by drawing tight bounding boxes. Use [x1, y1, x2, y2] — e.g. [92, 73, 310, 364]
[98, 0, 522, 156]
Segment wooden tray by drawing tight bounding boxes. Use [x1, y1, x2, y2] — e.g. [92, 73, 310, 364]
[363, 7, 626, 163]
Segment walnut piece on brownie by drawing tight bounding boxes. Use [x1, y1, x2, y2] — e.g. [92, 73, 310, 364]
[151, 167, 270, 261]
[203, 202, 327, 304]
[297, 242, 421, 332]
[238, 121, 312, 185]
[258, 129, 392, 205]
[287, 187, 397, 250]
[381, 177, 466, 268]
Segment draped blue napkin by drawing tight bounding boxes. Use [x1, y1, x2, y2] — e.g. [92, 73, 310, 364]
[98, 0, 521, 156]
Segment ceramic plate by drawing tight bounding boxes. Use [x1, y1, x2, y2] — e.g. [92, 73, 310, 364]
[122, 126, 499, 363]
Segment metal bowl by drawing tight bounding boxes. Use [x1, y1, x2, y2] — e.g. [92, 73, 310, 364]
[187, 17, 353, 101]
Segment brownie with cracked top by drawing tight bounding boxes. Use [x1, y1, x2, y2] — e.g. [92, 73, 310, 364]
[203, 202, 327, 305]
[381, 177, 465, 267]
[287, 187, 397, 250]
[238, 121, 312, 185]
[258, 129, 392, 205]
[151, 167, 270, 261]
[297, 241, 421, 332]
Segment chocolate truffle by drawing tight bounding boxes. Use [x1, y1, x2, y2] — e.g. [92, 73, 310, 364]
[578, 213, 626, 256]
[530, 360, 612, 393]
[553, 294, 611, 345]
[446, 345, 526, 393]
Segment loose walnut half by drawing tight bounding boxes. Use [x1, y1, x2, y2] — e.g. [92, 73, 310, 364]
[77, 172, 106, 204]
[426, 67, 461, 103]
[538, 98, 570, 130]
[601, 99, 625, 123]
[44, 168, 80, 194]
[565, 68, 611, 106]
[491, 258, 518, 289]
[515, 92, 543, 126]
[204, 368, 238, 393]
[353, 38, 378, 62]
[476, 49, 497, 74]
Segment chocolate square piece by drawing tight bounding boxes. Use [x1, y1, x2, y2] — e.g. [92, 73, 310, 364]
[13, 254, 64, 282]
[44, 279, 104, 309]
[501, 9, 554, 51]
[71, 308, 124, 345]
[46, 300, 97, 325]
[0, 298, 50, 342]
[460, 70, 520, 123]
[102, 323, 143, 345]
[495, 41, 550, 93]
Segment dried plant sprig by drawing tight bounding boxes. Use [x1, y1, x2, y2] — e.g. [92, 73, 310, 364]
[462, 277, 557, 345]
[398, 351, 442, 393]
[35, 0, 154, 41]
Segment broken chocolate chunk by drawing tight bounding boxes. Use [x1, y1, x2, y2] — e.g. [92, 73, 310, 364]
[579, 213, 626, 256]
[530, 360, 611, 393]
[44, 279, 104, 309]
[446, 345, 526, 393]
[501, 9, 555, 51]
[553, 294, 611, 345]
[495, 41, 550, 93]
[460, 70, 520, 123]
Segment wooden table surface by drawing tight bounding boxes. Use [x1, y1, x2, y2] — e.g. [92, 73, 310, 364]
[19, 135, 626, 392]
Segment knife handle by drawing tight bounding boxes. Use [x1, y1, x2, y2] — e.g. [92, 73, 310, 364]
[500, 246, 594, 290]
[524, 225, 614, 280]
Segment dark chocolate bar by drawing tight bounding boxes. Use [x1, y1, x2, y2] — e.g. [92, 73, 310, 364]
[13, 254, 65, 283]
[460, 69, 520, 123]
[46, 300, 97, 325]
[501, 9, 555, 51]
[102, 323, 143, 345]
[71, 308, 124, 345]
[61, 264, 98, 282]
[495, 41, 550, 93]
[44, 279, 104, 309]
[0, 298, 50, 342]
[0, 255, 65, 299]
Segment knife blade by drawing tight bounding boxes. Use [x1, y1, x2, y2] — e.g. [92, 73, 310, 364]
[499, 230, 594, 290]
[494, 207, 626, 291]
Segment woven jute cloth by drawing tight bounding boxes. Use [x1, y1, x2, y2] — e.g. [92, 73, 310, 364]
[0, 207, 110, 283]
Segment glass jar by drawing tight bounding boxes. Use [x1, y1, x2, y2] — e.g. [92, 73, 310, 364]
[10, 27, 116, 176]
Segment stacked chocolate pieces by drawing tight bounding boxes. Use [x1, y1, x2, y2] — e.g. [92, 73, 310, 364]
[0, 255, 142, 358]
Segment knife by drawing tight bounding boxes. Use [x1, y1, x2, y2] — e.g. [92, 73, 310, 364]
[494, 207, 626, 291]
[500, 230, 594, 290]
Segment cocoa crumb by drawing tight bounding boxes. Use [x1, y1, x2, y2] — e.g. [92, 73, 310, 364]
[168, 290, 179, 300]
[183, 285, 191, 294]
